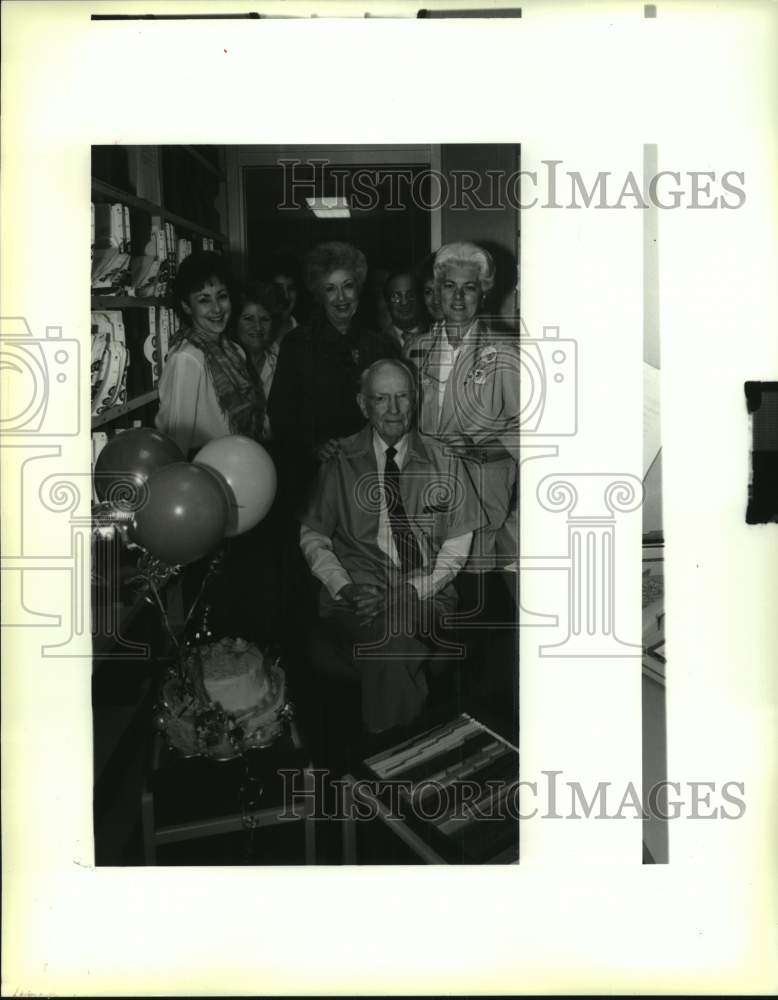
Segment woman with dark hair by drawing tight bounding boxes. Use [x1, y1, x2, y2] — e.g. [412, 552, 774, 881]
[267, 253, 303, 334]
[232, 280, 286, 440]
[233, 281, 282, 379]
[268, 240, 401, 503]
[153, 253, 266, 642]
[156, 251, 263, 456]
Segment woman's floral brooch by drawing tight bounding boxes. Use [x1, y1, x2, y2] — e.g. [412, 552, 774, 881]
[464, 345, 498, 385]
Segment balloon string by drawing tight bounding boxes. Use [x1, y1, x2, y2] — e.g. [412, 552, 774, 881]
[183, 550, 222, 632]
[147, 578, 180, 652]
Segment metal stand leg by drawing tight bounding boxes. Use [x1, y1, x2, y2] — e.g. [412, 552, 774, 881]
[141, 785, 156, 865]
[303, 765, 317, 864]
[341, 777, 357, 864]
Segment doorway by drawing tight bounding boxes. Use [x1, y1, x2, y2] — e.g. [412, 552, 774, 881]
[227, 143, 520, 321]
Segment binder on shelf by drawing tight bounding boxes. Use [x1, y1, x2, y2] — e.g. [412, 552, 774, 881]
[132, 219, 165, 298]
[167, 308, 177, 364]
[91, 310, 129, 418]
[177, 236, 193, 265]
[122, 204, 132, 252]
[93, 203, 123, 243]
[143, 307, 160, 385]
[92, 202, 132, 293]
[164, 222, 177, 296]
[153, 223, 171, 299]
[112, 310, 129, 408]
[158, 307, 174, 370]
[121, 205, 135, 297]
[91, 314, 110, 402]
[91, 334, 123, 418]
[107, 310, 128, 410]
[91, 431, 109, 502]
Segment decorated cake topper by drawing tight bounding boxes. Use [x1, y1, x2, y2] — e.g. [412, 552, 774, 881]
[91, 429, 287, 761]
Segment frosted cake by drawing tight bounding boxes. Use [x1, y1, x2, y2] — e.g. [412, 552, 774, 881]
[160, 637, 286, 758]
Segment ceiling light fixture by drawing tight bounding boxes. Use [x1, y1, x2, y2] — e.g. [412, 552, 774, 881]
[305, 196, 351, 219]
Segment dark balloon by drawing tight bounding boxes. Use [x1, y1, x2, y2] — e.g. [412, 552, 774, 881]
[94, 428, 184, 511]
[132, 462, 228, 565]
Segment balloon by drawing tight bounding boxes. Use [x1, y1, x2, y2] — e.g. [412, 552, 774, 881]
[132, 462, 229, 565]
[94, 428, 184, 509]
[194, 435, 277, 537]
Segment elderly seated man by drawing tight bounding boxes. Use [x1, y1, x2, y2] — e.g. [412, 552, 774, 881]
[299, 359, 481, 734]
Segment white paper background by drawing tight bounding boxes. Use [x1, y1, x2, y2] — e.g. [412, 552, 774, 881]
[2, 0, 776, 994]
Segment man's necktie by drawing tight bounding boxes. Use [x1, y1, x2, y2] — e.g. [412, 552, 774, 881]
[383, 446, 423, 574]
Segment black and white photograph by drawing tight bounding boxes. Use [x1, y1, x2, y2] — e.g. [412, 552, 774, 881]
[90, 143, 523, 866]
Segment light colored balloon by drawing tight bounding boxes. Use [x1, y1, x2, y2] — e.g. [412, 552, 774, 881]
[194, 435, 277, 537]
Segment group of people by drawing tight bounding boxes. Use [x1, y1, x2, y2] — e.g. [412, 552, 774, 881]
[155, 239, 520, 739]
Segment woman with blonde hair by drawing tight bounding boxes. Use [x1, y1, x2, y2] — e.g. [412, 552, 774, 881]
[407, 240, 518, 571]
[268, 240, 401, 503]
[406, 240, 519, 725]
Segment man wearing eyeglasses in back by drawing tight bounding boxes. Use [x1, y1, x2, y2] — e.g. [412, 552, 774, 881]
[382, 271, 423, 352]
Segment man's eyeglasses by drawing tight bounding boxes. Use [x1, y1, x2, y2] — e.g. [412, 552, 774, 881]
[388, 292, 416, 304]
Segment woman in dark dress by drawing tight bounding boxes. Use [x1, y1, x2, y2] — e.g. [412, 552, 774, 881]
[265, 243, 400, 678]
[268, 241, 401, 508]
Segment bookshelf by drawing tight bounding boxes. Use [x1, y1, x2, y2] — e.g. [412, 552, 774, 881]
[91, 296, 171, 310]
[90, 141, 230, 663]
[91, 179, 228, 245]
[90, 144, 229, 438]
[90, 146, 231, 859]
[90, 143, 230, 677]
[91, 388, 160, 429]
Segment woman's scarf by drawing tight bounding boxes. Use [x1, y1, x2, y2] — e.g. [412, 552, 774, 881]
[175, 325, 265, 440]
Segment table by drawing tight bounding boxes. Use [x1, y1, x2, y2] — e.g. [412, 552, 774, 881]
[341, 714, 520, 865]
[141, 719, 317, 865]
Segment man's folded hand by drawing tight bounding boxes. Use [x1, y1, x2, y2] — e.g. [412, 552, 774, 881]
[384, 581, 421, 622]
[338, 583, 383, 622]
